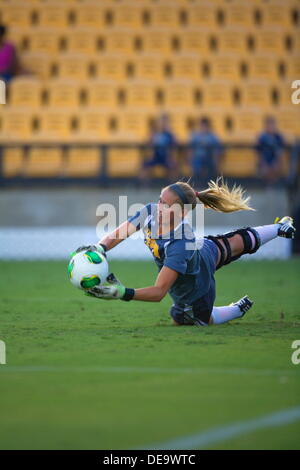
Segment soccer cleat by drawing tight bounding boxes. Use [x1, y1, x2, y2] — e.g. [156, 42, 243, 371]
[274, 216, 296, 239]
[230, 295, 254, 317]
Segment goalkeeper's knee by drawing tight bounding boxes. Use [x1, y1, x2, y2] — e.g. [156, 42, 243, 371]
[205, 227, 261, 270]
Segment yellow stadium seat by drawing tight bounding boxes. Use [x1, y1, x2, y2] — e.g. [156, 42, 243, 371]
[75, 108, 113, 142]
[260, 3, 293, 27]
[241, 79, 273, 109]
[216, 28, 248, 54]
[9, 77, 43, 108]
[107, 148, 141, 177]
[186, 3, 217, 27]
[233, 0, 268, 3]
[147, 2, 180, 28]
[275, 107, 300, 140]
[221, 148, 258, 177]
[29, 28, 63, 55]
[163, 80, 195, 108]
[230, 108, 264, 142]
[150, 166, 169, 178]
[112, 2, 145, 30]
[179, 28, 210, 55]
[25, 148, 63, 177]
[87, 80, 119, 108]
[124, 80, 157, 109]
[116, 111, 152, 141]
[173, 0, 224, 5]
[285, 54, 300, 79]
[66, 28, 99, 54]
[37, 2, 71, 28]
[1, 108, 34, 141]
[1, 2, 34, 27]
[168, 112, 189, 140]
[21, 52, 53, 79]
[202, 80, 233, 108]
[171, 53, 201, 81]
[140, 28, 173, 56]
[65, 149, 101, 177]
[223, 3, 254, 27]
[47, 79, 81, 108]
[209, 54, 241, 80]
[103, 28, 136, 55]
[293, 33, 300, 53]
[168, 0, 203, 3]
[6, 26, 28, 49]
[248, 54, 279, 81]
[2, 148, 24, 177]
[134, 54, 165, 82]
[255, 28, 286, 55]
[201, 110, 228, 139]
[37, 110, 73, 141]
[73, 2, 109, 28]
[96, 54, 129, 82]
[55, 53, 92, 80]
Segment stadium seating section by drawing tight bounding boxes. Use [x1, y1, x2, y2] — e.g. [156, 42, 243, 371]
[0, 0, 299, 178]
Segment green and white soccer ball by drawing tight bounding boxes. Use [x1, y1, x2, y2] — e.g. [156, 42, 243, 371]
[68, 250, 109, 290]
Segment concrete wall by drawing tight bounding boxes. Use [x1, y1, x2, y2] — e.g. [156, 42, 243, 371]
[0, 186, 292, 259]
[0, 186, 290, 228]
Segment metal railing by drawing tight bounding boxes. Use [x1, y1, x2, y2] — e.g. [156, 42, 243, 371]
[0, 142, 298, 187]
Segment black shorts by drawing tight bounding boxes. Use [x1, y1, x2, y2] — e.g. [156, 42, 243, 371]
[169, 277, 216, 326]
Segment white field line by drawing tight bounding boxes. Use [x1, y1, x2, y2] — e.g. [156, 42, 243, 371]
[142, 406, 300, 450]
[0, 365, 299, 449]
[0, 365, 299, 377]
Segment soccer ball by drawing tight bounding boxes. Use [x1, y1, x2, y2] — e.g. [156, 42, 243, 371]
[68, 250, 109, 290]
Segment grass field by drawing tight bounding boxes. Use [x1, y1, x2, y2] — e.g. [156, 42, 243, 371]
[0, 259, 300, 450]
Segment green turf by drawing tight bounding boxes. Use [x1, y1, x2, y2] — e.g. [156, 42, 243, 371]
[0, 259, 300, 450]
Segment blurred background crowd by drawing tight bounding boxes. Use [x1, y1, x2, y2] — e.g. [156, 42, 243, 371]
[0, 0, 299, 256]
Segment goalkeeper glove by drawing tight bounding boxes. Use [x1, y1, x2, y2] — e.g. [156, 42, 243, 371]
[85, 273, 135, 301]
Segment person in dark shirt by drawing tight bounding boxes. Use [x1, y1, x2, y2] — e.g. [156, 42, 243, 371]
[139, 114, 177, 184]
[0, 24, 19, 83]
[256, 116, 285, 186]
[188, 117, 222, 185]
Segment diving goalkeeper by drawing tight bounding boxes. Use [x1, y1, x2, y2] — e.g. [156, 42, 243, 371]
[75, 178, 296, 327]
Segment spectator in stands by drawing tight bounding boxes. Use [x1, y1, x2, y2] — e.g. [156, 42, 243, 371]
[256, 116, 285, 186]
[139, 114, 177, 184]
[0, 24, 19, 83]
[287, 138, 300, 189]
[188, 117, 222, 186]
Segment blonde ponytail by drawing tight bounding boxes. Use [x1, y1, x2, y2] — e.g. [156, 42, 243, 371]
[195, 177, 255, 213]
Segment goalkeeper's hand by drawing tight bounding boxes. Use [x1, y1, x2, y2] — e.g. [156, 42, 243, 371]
[71, 243, 107, 258]
[85, 273, 126, 300]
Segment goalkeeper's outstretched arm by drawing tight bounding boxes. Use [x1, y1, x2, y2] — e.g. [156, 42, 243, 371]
[98, 221, 139, 252]
[86, 265, 179, 302]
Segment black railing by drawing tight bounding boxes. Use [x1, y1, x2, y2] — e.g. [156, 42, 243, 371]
[0, 142, 298, 188]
